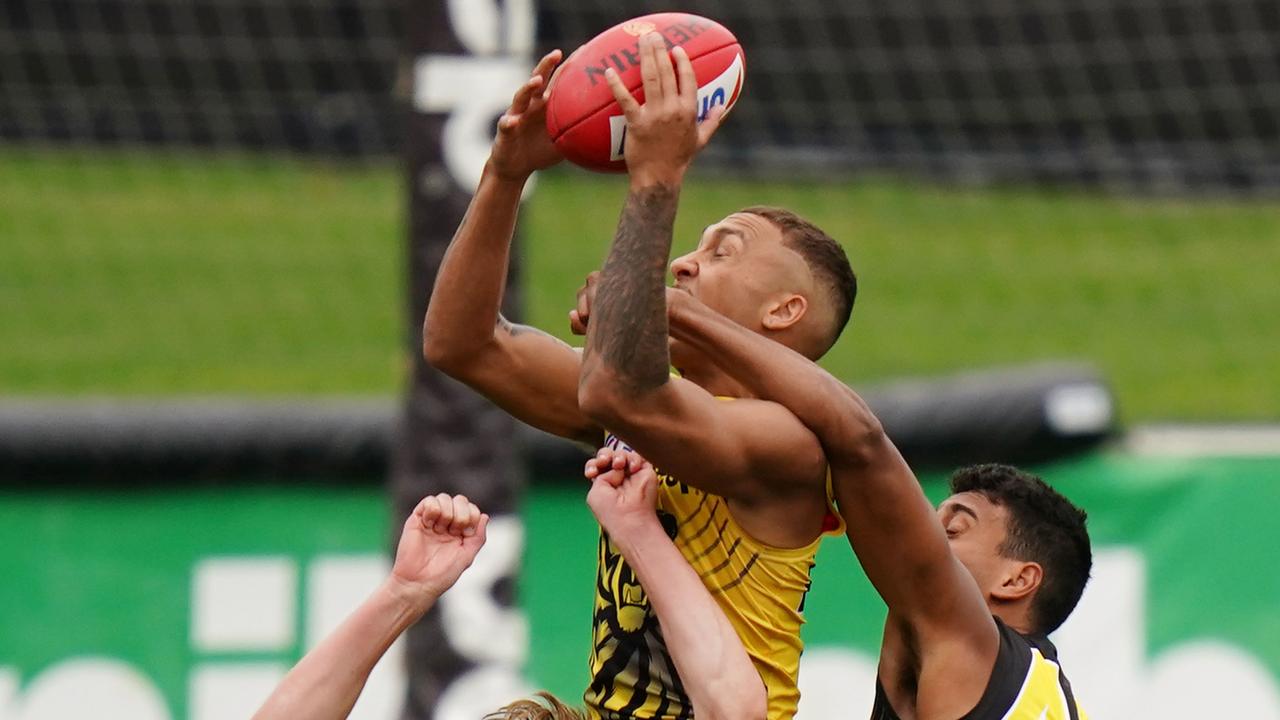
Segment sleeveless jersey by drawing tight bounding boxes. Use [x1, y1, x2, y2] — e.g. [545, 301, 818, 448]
[872, 617, 1088, 720]
[585, 432, 842, 720]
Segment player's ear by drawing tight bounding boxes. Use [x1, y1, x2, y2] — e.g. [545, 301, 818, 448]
[992, 560, 1042, 603]
[761, 293, 807, 331]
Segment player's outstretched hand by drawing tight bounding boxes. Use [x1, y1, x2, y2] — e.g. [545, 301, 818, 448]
[604, 33, 726, 187]
[490, 49, 564, 182]
[585, 448, 660, 539]
[389, 494, 489, 607]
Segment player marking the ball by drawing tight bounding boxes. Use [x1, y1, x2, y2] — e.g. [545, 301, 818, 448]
[423, 19, 854, 720]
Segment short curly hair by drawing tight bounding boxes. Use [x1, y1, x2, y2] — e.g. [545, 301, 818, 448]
[950, 463, 1092, 634]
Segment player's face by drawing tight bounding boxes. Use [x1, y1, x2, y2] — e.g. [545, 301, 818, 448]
[937, 492, 1019, 600]
[668, 213, 812, 364]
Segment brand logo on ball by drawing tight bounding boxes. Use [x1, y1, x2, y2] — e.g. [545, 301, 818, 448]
[609, 53, 745, 162]
[582, 19, 716, 87]
[621, 21, 657, 37]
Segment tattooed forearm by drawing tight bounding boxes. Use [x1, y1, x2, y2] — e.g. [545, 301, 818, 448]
[584, 183, 680, 394]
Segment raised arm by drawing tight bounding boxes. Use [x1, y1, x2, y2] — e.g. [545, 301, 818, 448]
[254, 495, 488, 720]
[422, 50, 597, 445]
[576, 35, 702, 406]
[575, 36, 824, 523]
[585, 449, 767, 720]
[666, 292, 996, 648]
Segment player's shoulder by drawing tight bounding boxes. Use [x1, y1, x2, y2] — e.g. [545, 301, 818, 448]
[994, 621, 1086, 720]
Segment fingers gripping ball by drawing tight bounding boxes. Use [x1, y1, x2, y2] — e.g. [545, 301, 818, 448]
[546, 13, 745, 173]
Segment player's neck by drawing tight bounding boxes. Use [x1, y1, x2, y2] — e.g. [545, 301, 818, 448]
[990, 603, 1036, 637]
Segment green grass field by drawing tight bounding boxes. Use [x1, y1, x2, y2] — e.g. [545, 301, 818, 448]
[2, 148, 1278, 421]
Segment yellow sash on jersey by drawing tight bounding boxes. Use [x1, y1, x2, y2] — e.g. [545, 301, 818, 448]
[1001, 649, 1090, 720]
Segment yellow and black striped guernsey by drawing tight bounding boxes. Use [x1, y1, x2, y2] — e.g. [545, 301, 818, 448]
[872, 617, 1089, 720]
[584, 432, 842, 720]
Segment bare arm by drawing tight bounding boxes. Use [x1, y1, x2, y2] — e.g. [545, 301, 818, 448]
[255, 495, 488, 720]
[422, 50, 597, 445]
[577, 35, 706, 402]
[667, 292, 996, 646]
[586, 450, 766, 720]
[253, 581, 422, 720]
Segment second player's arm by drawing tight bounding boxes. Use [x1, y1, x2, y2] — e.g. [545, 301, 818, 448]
[587, 452, 767, 720]
[614, 508, 767, 720]
[667, 293, 996, 646]
[254, 496, 487, 720]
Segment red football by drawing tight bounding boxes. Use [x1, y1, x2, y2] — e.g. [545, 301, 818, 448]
[545, 13, 746, 173]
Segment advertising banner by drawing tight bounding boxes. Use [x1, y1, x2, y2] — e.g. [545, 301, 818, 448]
[1, 453, 1278, 719]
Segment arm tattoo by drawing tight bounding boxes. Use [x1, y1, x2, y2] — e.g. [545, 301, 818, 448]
[584, 183, 680, 394]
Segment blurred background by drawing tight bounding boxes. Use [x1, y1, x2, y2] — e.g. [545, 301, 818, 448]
[1, 1, 1278, 719]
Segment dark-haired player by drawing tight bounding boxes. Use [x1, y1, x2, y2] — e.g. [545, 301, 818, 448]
[656, 289, 1094, 719]
[424, 35, 855, 719]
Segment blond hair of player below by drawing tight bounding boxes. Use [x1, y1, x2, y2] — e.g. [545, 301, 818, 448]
[485, 692, 586, 720]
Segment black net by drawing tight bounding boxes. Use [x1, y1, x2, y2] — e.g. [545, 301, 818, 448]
[7, 0, 1279, 187]
[538, 0, 1280, 190]
[0, 0, 401, 154]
